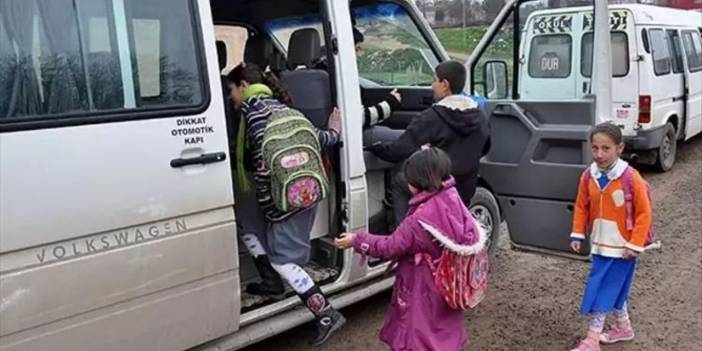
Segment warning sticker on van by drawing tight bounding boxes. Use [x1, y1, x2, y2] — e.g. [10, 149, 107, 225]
[533, 15, 573, 34]
[583, 11, 628, 32]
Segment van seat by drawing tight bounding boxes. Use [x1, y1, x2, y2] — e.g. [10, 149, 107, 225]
[280, 28, 332, 129]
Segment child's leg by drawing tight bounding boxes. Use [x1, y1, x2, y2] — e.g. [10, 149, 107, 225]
[588, 312, 607, 336]
[270, 262, 315, 294]
[571, 313, 605, 351]
[601, 301, 635, 344]
[242, 233, 267, 257]
[613, 301, 631, 328]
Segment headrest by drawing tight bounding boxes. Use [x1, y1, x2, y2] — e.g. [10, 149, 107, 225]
[244, 33, 270, 67]
[216, 40, 227, 72]
[287, 28, 321, 69]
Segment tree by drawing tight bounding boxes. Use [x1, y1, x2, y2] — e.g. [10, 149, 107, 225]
[482, 0, 505, 21]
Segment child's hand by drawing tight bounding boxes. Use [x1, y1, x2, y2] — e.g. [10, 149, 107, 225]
[570, 240, 581, 253]
[328, 107, 341, 134]
[623, 248, 638, 259]
[389, 88, 401, 103]
[334, 233, 356, 249]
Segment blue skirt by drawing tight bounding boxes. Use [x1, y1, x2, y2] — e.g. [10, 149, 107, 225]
[580, 255, 636, 315]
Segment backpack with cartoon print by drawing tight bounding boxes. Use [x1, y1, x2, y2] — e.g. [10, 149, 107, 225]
[418, 220, 489, 311]
[581, 166, 655, 246]
[262, 108, 329, 212]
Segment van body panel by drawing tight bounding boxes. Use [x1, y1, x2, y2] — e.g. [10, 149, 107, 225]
[1, 272, 238, 351]
[0, 211, 236, 336]
[0, 116, 233, 253]
[0, 0, 241, 349]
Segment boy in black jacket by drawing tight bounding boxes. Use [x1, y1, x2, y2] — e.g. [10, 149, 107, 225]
[369, 60, 491, 221]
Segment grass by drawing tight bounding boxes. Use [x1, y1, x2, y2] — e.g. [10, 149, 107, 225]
[434, 26, 514, 62]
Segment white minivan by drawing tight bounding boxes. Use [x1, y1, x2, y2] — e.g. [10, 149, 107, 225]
[518, 4, 702, 171]
[1, 0, 619, 350]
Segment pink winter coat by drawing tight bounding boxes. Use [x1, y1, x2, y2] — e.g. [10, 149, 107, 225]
[352, 178, 485, 351]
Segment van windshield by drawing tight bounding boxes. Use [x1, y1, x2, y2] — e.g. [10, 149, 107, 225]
[352, 3, 438, 86]
[266, 14, 325, 54]
[266, 3, 439, 87]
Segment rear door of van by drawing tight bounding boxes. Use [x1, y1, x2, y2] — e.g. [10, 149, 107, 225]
[0, 1, 239, 350]
[519, 12, 578, 100]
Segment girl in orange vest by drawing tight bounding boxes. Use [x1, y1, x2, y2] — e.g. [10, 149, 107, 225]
[570, 123, 652, 351]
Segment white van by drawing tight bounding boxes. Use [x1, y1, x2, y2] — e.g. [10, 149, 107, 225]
[0, 0, 618, 350]
[519, 4, 702, 171]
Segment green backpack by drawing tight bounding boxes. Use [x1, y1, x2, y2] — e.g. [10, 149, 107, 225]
[262, 108, 329, 212]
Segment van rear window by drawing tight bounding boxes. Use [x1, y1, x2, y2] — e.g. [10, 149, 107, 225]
[0, 0, 205, 123]
[581, 32, 629, 77]
[528, 35, 572, 79]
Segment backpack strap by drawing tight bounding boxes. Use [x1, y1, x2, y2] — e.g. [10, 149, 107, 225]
[581, 168, 592, 212]
[621, 166, 635, 231]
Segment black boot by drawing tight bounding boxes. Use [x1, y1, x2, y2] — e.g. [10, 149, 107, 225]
[299, 285, 346, 346]
[246, 255, 285, 300]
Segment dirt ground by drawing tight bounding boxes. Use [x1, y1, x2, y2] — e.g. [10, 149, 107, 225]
[243, 136, 702, 351]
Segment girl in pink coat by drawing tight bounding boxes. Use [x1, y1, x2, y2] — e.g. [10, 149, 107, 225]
[335, 147, 486, 351]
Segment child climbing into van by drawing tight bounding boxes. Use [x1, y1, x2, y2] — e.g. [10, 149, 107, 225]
[569, 123, 653, 351]
[227, 63, 345, 346]
[335, 147, 488, 351]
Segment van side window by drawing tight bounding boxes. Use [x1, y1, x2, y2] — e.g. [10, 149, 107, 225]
[641, 29, 650, 53]
[528, 35, 572, 79]
[649, 29, 671, 76]
[681, 30, 702, 73]
[0, 0, 205, 122]
[666, 30, 684, 74]
[581, 32, 629, 77]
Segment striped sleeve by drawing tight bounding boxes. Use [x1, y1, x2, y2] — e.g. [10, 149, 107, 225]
[363, 95, 400, 127]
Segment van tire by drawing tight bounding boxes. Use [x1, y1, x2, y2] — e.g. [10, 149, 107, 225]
[469, 187, 501, 258]
[655, 123, 676, 172]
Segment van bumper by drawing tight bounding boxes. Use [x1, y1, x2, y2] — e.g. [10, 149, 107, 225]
[624, 125, 666, 150]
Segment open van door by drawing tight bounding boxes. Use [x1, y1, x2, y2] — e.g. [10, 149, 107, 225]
[468, 0, 612, 257]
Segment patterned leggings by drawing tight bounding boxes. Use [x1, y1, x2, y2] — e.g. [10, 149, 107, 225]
[589, 302, 630, 333]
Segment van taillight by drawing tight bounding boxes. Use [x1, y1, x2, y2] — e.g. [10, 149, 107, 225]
[638, 95, 651, 124]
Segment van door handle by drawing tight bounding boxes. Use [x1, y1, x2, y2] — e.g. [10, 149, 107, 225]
[170, 152, 227, 168]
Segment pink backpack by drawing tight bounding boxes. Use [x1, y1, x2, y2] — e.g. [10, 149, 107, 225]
[581, 166, 655, 246]
[418, 221, 489, 311]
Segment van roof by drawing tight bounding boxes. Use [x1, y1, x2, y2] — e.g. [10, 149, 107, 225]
[527, 4, 702, 28]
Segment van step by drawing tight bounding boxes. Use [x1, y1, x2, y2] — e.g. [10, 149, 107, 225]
[241, 262, 339, 310]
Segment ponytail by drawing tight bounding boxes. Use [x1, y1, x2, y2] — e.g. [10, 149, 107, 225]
[262, 71, 293, 106]
[228, 63, 293, 106]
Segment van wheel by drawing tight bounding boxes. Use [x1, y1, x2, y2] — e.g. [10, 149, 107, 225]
[470, 187, 501, 258]
[655, 123, 676, 172]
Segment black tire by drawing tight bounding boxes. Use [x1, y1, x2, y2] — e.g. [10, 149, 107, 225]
[469, 187, 501, 258]
[655, 123, 677, 172]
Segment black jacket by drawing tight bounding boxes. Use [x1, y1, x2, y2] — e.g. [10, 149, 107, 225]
[370, 95, 491, 201]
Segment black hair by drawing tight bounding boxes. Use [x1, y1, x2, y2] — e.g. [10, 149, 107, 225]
[403, 147, 452, 192]
[435, 60, 466, 94]
[590, 122, 623, 144]
[353, 27, 364, 45]
[227, 63, 292, 106]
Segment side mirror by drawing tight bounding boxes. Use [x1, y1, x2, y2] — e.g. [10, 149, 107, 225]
[483, 60, 508, 99]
